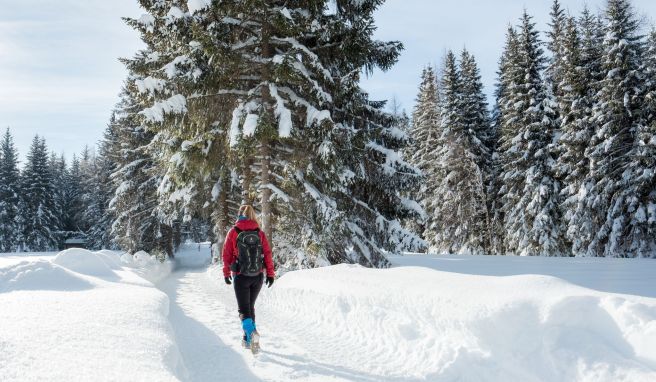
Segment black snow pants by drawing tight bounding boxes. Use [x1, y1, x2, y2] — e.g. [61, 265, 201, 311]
[233, 273, 264, 321]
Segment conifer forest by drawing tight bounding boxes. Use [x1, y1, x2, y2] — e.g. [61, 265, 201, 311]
[1, 0, 655, 265]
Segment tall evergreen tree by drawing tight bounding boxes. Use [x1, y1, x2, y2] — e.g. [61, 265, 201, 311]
[460, 49, 493, 184]
[580, 0, 644, 257]
[124, 0, 423, 267]
[554, 16, 596, 256]
[410, 66, 441, 240]
[48, 152, 68, 247]
[20, 136, 57, 251]
[429, 51, 489, 254]
[546, 0, 567, 100]
[63, 154, 84, 235]
[86, 124, 119, 250]
[109, 84, 174, 257]
[488, 26, 518, 256]
[0, 128, 21, 252]
[603, 27, 656, 257]
[497, 12, 566, 256]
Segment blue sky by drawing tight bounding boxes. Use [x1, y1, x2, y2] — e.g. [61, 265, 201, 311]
[1, 0, 655, 163]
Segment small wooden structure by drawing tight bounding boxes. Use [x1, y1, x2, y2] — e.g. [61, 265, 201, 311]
[64, 238, 87, 249]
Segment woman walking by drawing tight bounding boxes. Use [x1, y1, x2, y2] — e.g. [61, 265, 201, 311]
[222, 205, 275, 354]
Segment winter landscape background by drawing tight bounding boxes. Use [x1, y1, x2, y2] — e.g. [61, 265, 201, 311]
[1, 0, 656, 381]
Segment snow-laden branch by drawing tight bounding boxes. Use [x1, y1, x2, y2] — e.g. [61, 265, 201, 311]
[140, 94, 187, 123]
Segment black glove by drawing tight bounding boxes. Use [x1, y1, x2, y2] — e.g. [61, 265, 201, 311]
[224, 276, 232, 285]
[265, 276, 274, 288]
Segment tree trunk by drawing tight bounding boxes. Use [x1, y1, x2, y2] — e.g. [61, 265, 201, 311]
[260, 17, 274, 240]
[260, 142, 273, 240]
[213, 172, 230, 262]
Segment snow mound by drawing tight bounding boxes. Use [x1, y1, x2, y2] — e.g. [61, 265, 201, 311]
[0, 260, 93, 293]
[264, 264, 656, 382]
[93, 250, 123, 270]
[0, 255, 183, 381]
[52, 249, 117, 280]
[121, 251, 173, 284]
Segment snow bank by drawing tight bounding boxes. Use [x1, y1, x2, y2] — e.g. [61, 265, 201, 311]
[0, 260, 93, 293]
[263, 264, 656, 382]
[53, 248, 117, 279]
[120, 250, 173, 284]
[0, 251, 184, 382]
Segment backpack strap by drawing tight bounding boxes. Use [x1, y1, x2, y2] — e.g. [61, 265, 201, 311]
[234, 227, 259, 233]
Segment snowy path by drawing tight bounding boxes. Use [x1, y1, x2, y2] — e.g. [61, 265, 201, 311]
[159, 265, 391, 382]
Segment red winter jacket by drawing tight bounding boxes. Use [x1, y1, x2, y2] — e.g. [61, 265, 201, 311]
[222, 219, 275, 278]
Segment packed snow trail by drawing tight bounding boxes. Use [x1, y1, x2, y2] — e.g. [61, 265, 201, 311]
[160, 264, 389, 381]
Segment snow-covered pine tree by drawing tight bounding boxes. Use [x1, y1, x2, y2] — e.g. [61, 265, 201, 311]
[461, 48, 495, 254]
[554, 16, 600, 256]
[579, 6, 605, 87]
[546, 0, 567, 101]
[0, 128, 21, 252]
[429, 51, 488, 254]
[410, 66, 441, 242]
[581, 0, 644, 257]
[125, 0, 423, 267]
[109, 84, 174, 257]
[459, 49, 493, 191]
[48, 152, 68, 248]
[62, 154, 85, 237]
[488, 26, 519, 256]
[602, 27, 656, 257]
[20, 136, 57, 251]
[76, 146, 96, 235]
[85, 124, 119, 250]
[497, 12, 566, 256]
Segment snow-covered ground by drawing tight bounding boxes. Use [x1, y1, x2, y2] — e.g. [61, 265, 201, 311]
[1, 246, 655, 381]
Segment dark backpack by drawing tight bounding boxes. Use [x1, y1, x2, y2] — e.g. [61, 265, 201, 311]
[231, 227, 264, 276]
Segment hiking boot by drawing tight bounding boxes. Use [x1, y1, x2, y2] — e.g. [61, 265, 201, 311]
[250, 330, 260, 354]
[241, 334, 249, 349]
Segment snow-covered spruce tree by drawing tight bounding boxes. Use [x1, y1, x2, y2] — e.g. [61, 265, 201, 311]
[488, 26, 519, 256]
[85, 124, 119, 250]
[61, 154, 85, 237]
[389, 96, 424, 243]
[497, 12, 566, 256]
[579, 0, 644, 257]
[109, 84, 174, 257]
[554, 16, 599, 256]
[602, 27, 656, 258]
[428, 51, 489, 254]
[579, 6, 605, 87]
[410, 66, 441, 242]
[0, 128, 21, 252]
[48, 153, 68, 248]
[125, 0, 423, 267]
[123, 1, 241, 260]
[20, 136, 57, 251]
[460, 49, 492, 171]
[76, 146, 96, 235]
[546, 0, 567, 102]
[460, 49, 493, 247]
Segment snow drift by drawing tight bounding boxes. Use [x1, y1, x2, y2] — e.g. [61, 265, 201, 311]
[0, 249, 184, 382]
[262, 264, 656, 382]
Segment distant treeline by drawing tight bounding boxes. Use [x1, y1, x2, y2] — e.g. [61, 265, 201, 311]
[410, 0, 655, 258]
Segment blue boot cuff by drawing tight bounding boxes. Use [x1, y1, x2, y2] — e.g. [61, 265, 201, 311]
[242, 318, 255, 341]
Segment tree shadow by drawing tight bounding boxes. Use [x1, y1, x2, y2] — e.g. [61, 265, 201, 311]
[259, 350, 425, 382]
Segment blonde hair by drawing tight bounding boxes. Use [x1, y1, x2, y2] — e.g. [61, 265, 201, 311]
[239, 204, 259, 226]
